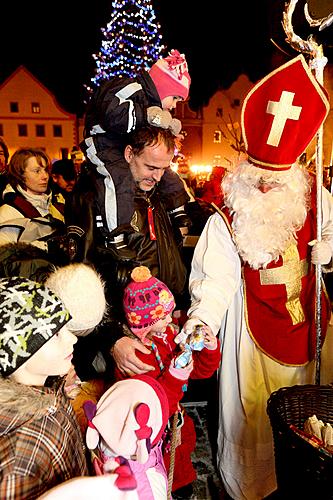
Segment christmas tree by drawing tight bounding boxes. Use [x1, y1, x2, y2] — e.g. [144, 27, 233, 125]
[90, 0, 165, 89]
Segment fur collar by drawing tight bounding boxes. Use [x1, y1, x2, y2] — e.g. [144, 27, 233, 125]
[0, 377, 61, 436]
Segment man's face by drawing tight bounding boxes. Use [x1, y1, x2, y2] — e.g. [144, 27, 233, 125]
[125, 141, 174, 191]
[52, 173, 76, 192]
[257, 179, 280, 193]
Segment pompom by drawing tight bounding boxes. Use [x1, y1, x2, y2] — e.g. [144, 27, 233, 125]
[131, 266, 152, 283]
[165, 49, 187, 78]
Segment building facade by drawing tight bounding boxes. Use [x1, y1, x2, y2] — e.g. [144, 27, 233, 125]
[1, 65, 332, 172]
[177, 68, 333, 173]
[0, 66, 78, 161]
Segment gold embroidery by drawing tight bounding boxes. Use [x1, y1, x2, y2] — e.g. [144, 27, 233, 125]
[260, 244, 308, 324]
[266, 91, 302, 147]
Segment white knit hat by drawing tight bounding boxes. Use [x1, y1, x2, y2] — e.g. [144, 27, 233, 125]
[45, 263, 106, 334]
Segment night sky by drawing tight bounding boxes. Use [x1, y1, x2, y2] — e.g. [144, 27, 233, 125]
[1, 0, 332, 116]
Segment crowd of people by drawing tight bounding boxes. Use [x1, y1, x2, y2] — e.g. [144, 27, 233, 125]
[0, 50, 333, 500]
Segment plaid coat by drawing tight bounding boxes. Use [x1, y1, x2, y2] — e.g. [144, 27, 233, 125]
[0, 378, 88, 499]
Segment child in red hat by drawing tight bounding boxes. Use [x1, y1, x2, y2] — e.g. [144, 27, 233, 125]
[119, 266, 221, 497]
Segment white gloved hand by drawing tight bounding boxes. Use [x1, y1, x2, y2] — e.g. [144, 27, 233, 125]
[174, 317, 206, 345]
[147, 106, 172, 129]
[309, 240, 332, 265]
[169, 118, 182, 136]
[147, 107, 182, 136]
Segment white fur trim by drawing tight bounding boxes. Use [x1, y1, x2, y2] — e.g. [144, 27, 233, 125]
[45, 263, 106, 332]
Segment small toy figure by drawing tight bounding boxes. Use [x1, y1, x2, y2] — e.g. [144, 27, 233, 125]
[174, 324, 206, 368]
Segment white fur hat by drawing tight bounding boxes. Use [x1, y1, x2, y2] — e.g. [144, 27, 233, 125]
[45, 263, 106, 334]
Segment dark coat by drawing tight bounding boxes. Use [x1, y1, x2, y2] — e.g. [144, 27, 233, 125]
[66, 163, 188, 316]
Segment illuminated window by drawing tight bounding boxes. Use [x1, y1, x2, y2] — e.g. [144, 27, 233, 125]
[31, 102, 40, 113]
[36, 125, 45, 137]
[18, 124, 28, 136]
[214, 130, 222, 143]
[53, 125, 62, 137]
[10, 102, 19, 113]
[213, 155, 222, 165]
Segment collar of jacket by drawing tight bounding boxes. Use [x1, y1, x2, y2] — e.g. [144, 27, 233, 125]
[0, 377, 65, 436]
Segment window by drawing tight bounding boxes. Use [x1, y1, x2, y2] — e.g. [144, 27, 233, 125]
[10, 102, 19, 113]
[213, 130, 222, 143]
[213, 155, 222, 166]
[53, 125, 62, 137]
[36, 125, 45, 137]
[31, 102, 40, 113]
[18, 124, 28, 137]
[232, 98, 240, 108]
[216, 107, 223, 118]
[0, 124, 3, 136]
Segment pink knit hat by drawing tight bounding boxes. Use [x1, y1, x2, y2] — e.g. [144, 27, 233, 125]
[85, 375, 169, 467]
[149, 49, 191, 101]
[123, 266, 175, 341]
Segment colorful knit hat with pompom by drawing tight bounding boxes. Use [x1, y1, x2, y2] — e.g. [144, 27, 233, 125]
[123, 266, 175, 342]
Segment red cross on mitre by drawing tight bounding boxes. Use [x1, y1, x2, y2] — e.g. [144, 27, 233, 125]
[241, 55, 329, 170]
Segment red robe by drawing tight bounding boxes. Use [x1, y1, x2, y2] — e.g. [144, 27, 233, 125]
[221, 184, 331, 366]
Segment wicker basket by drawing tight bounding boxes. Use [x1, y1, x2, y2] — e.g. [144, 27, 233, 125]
[267, 384, 333, 499]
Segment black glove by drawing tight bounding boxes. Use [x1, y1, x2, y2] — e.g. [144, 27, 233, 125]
[47, 235, 70, 265]
[104, 225, 138, 261]
[105, 236, 137, 261]
[114, 259, 140, 288]
[169, 208, 193, 229]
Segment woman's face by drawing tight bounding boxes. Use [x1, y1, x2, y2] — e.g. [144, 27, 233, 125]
[23, 156, 49, 195]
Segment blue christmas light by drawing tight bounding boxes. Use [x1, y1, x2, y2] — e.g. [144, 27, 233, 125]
[89, 0, 166, 88]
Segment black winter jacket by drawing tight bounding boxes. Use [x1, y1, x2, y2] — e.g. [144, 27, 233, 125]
[66, 163, 188, 317]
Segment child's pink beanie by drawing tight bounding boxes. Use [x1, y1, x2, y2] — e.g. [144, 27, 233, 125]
[149, 49, 191, 101]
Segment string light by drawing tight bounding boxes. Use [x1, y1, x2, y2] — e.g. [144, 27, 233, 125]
[90, 0, 166, 88]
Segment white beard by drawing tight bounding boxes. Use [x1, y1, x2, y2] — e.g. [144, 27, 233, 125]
[222, 161, 312, 269]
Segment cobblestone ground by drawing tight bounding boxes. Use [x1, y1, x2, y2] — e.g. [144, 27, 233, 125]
[183, 402, 230, 500]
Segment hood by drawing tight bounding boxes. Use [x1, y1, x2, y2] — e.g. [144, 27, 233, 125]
[0, 242, 55, 281]
[0, 377, 56, 436]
